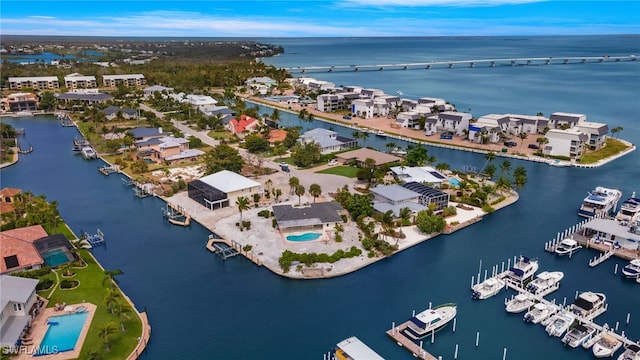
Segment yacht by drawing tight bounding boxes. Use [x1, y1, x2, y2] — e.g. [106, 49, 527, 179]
[616, 192, 640, 223]
[505, 293, 534, 313]
[545, 309, 576, 337]
[14, 110, 34, 117]
[524, 303, 558, 324]
[472, 277, 506, 300]
[579, 186, 623, 218]
[570, 291, 607, 320]
[554, 238, 582, 256]
[332, 336, 385, 360]
[562, 324, 597, 348]
[375, 130, 387, 137]
[621, 259, 640, 279]
[526, 271, 564, 296]
[81, 147, 97, 160]
[403, 303, 457, 340]
[505, 256, 539, 284]
[617, 343, 640, 360]
[593, 333, 623, 358]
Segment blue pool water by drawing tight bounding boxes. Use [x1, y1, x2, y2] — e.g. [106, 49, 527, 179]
[43, 249, 71, 267]
[36, 312, 88, 355]
[264, 95, 299, 101]
[286, 232, 322, 241]
[448, 178, 460, 187]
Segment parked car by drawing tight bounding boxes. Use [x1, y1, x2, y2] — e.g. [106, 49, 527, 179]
[328, 159, 338, 166]
[504, 141, 517, 147]
[440, 134, 453, 140]
[342, 115, 352, 120]
[528, 144, 540, 150]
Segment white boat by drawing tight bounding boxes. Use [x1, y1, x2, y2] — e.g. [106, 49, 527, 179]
[389, 148, 407, 156]
[526, 271, 564, 296]
[570, 291, 607, 320]
[14, 110, 34, 117]
[616, 192, 640, 223]
[579, 186, 623, 218]
[81, 146, 97, 160]
[375, 130, 387, 137]
[554, 238, 582, 256]
[562, 323, 597, 348]
[545, 309, 576, 337]
[506, 256, 539, 284]
[505, 293, 534, 313]
[617, 343, 640, 360]
[621, 259, 640, 279]
[472, 277, 506, 300]
[403, 303, 457, 340]
[524, 302, 558, 324]
[333, 336, 384, 360]
[593, 333, 623, 358]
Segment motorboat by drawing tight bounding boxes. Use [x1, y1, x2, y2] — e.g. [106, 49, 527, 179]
[81, 146, 97, 160]
[562, 324, 597, 348]
[506, 256, 539, 284]
[593, 333, 623, 358]
[616, 192, 640, 223]
[375, 130, 387, 137]
[505, 293, 534, 313]
[524, 302, 558, 324]
[472, 277, 506, 300]
[621, 259, 640, 279]
[570, 291, 607, 320]
[618, 343, 640, 360]
[579, 186, 623, 218]
[526, 271, 564, 296]
[545, 309, 576, 337]
[333, 336, 384, 360]
[403, 303, 457, 340]
[554, 238, 582, 256]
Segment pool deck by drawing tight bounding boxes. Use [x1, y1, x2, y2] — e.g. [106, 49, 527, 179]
[14, 302, 96, 360]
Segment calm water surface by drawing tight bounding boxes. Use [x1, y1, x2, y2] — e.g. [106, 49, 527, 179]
[2, 35, 640, 359]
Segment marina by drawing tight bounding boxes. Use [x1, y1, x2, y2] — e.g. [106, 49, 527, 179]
[578, 186, 623, 218]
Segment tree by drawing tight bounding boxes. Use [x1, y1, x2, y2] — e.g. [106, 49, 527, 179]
[202, 144, 245, 174]
[435, 162, 450, 172]
[480, 151, 496, 173]
[415, 210, 446, 234]
[295, 184, 305, 206]
[97, 322, 117, 352]
[518, 132, 528, 152]
[484, 163, 497, 179]
[270, 108, 281, 123]
[273, 188, 282, 202]
[385, 142, 397, 153]
[38, 91, 57, 111]
[102, 269, 123, 289]
[288, 176, 300, 195]
[265, 179, 273, 193]
[309, 183, 322, 203]
[236, 196, 250, 221]
[536, 137, 549, 155]
[103, 289, 121, 314]
[283, 127, 301, 148]
[114, 302, 133, 332]
[495, 176, 511, 195]
[500, 160, 512, 175]
[513, 166, 528, 190]
[244, 133, 270, 153]
[291, 142, 321, 167]
[398, 207, 412, 226]
[380, 210, 396, 242]
[611, 126, 623, 138]
[405, 144, 429, 166]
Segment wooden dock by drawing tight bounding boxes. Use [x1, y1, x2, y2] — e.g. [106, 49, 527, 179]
[386, 322, 438, 360]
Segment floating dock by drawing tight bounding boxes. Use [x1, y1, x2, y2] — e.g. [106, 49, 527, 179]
[162, 203, 191, 226]
[98, 164, 120, 176]
[82, 229, 105, 247]
[206, 235, 239, 260]
[385, 322, 438, 360]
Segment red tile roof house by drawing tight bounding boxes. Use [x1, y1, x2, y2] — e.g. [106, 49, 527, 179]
[0, 188, 21, 226]
[0, 225, 48, 274]
[227, 115, 260, 138]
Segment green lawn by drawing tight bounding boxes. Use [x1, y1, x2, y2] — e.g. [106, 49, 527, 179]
[579, 138, 630, 164]
[316, 166, 359, 178]
[39, 250, 142, 359]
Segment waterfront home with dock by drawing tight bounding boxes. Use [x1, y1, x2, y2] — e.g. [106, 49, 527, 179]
[187, 170, 261, 211]
[0, 275, 40, 348]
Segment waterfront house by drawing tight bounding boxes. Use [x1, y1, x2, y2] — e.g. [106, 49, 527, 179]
[544, 128, 588, 159]
[54, 91, 112, 105]
[400, 99, 418, 112]
[0, 275, 40, 347]
[188, 170, 261, 210]
[63, 73, 97, 89]
[516, 114, 549, 134]
[102, 106, 138, 121]
[370, 184, 427, 216]
[400, 182, 450, 213]
[299, 128, 357, 154]
[351, 99, 374, 119]
[468, 114, 508, 143]
[200, 105, 235, 122]
[0, 188, 21, 225]
[184, 94, 218, 109]
[437, 111, 472, 136]
[245, 77, 277, 95]
[549, 112, 585, 129]
[0, 225, 48, 274]
[418, 97, 451, 112]
[389, 166, 447, 187]
[102, 74, 146, 87]
[130, 127, 166, 143]
[272, 202, 344, 232]
[0, 93, 39, 112]
[395, 111, 423, 129]
[8, 76, 60, 91]
[336, 148, 401, 168]
[135, 135, 203, 165]
[317, 94, 345, 112]
[360, 88, 385, 99]
[581, 218, 640, 251]
[227, 115, 259, 137]
[575, 121, 609, 151]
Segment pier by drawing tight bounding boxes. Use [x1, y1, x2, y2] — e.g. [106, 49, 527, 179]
[206, 234, 240, 260]
[386, 322, 438, 360]
[161, 203, 191, 226]
[98, 164, 120, 176]
[285, 55, 637, 73]
[82, 229, 105, 247]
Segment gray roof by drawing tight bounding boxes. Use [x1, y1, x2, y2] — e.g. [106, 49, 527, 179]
[272, 202, 343, 228]
[584, 218, 640, 242]
[0, 275, 38, 310]
[55, 92, 113, 101]
[373, 201, 426, 216]
[103, 106, 137, 116]
[370, 184, 421, 202]
[130, 127, 164, 139]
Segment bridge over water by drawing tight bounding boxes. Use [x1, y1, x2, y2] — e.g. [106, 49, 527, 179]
[284, 55, 637, 73]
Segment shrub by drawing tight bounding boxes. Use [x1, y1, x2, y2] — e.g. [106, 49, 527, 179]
[272, 218, 278, 228]
[242, 245, 253, 252]
[258, 210, 271, 218]
[60, 279, 79, 289]
[482, 204, 495, 213]
[36, 279, 54, 291]
[341, 214, 348, 223]
[242, 220, 251, 229]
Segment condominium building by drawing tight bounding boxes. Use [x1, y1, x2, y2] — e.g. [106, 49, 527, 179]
[64, 73, 97, 89]
[8, 76, 60, 91]
[102, 74, 146, 87]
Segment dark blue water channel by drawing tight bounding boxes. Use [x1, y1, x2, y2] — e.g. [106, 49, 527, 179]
[2, 113, 638, 360]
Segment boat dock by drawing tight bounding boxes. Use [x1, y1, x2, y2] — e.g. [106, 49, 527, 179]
[98, 164, 120, 176]
[131, 181, 155, 198]
[82, 229, 105, 247]
[161, 203, 191, 226]
[385, 322, 438, 360]
[206, 234, 240, 260]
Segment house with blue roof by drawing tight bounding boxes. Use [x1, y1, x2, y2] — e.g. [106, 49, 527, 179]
[299, 128, 357, 154]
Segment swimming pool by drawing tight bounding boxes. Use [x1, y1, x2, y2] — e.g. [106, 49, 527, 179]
[286, 233, 322, 242]
[36, 312, 89, 355]
[448, 178, 461, 187]
[43, 249, 71, 267]
[264, 95, 299, 102]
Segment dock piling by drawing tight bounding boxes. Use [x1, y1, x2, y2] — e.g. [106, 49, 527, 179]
[626, 313, 630, 325]
[431, 329, 435, 344]
[616, 322, 619, 332]
[614, 264, 619, 274]
[503, 348, 507, 360]
[453, 318, 456, 333]
[454, 344, 459, 359]
[475, 332, 480, 347]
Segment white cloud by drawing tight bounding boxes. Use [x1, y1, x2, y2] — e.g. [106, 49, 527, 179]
[340, 0, 544, 6]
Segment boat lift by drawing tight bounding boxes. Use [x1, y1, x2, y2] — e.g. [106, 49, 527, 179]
[82, 229, 105, 247]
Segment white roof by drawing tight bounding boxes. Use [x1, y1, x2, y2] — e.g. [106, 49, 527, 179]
[165, 149, 204, 161]
[0, 275, 38, 310]
[103, 74, 145, 80]
[199, 170, 260, 194]
[390, 166, 446, 184]
[560, 238, 578, 246]
[336, 337, 384, 360]
[9, 76, 59, 82]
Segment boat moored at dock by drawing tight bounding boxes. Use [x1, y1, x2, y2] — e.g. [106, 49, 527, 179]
[616, 192, 640, 223]
[621, 259, 640, 279]
[617, 343, 640, 360]
[472, 277, 506, 300]
[593, 333, 623, 358]
[81, 146, 97, 160]
[524, 303, 558, 324]
[505, 256, 539, 284]
[562, 323, 597, 348]
[545, 309, 576, 337]
[403, 303, 457, 340]
[332, 336, 384, 360]
[579, 186, 623, 218]
[554, 238, 582, 256]
[526, 271, 564, 296]
[569, 291, 607, 320]
[505, 293, 534, 313]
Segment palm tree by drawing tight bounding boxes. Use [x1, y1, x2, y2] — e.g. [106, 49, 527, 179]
[484, 163, 497, 179]
[102, 269, 123, 289]
[308, 183, 322, 203]
[495, 176, 511, 195]
[518, 132, 528, 152]
[435, 162, 450, 172]
[114, 302, 133, 332]
[235, 196, 250, 221]
[611, 126, 623, 138]
[398, 207, 412, 226]
[380, 210, 396, 243]
[513, 166, 528, 190]
[386, 142, 397, 153]
[361, 131, 370, 147]
[536, 137, 548, 155]
[273, 188, 282, 202]
[295, 184, 305, 206]
[480, 151, 496, 173]
[97, 322, 117, 352]
[351, 131, 363, 147]
[265, 179, 273, 193]
[500, 160, 512, 175]
[103, 289, 121, 314]
[87, 350, 103, 360]
[288, 176, 300, 195]
[270, 108, 281, 124]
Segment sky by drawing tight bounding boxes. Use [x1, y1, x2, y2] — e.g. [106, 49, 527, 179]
[1, 1, 638, 37]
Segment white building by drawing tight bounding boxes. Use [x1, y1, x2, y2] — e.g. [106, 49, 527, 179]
[8, 76, 60, 90]
[575, 121, 609, 151]
[544, 128, 588, 158]
[389, 166, 448, 187]
[468, 114, 509, 143]
[351, 99, 374, 119]
[143, 85, 174, 98]
[370, 184, 427, 216]
[437, 111, 472, 136]
[299, 128, 357, 154]
[317, 94, 344, 112]
[0, 275, 39, 347]
[549, 112, 585, 129]
[103, 74, 146, 87]
[64, 73, 97, 89]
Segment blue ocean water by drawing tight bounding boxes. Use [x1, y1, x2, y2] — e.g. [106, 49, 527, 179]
[1, 36, 639, 360]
